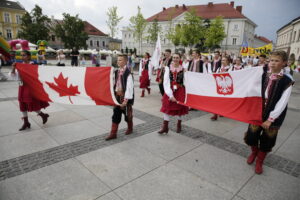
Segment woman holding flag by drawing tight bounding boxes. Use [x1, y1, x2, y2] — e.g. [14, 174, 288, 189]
[11, 50, 50, 131]
[158, 53, 189, 134]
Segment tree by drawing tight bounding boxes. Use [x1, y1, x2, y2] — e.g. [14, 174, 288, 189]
[128, 6, 147, 55]
[106, 6, 123, 38]
[54, 13, 88, 49]
[18, 5, 50, 43]
[180, 9, 205, 50]
[167, 24, 182, 48]
[146, 19, 161, 45]
[205, 16, 226, 51]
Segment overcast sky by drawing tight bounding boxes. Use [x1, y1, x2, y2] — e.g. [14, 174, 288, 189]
[15, 0, 300, 41]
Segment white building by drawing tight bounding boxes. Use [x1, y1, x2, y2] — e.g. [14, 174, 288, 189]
[276, 16, 300, 61]
[122, 1, 258, 55]
[253, 35, 272, 48]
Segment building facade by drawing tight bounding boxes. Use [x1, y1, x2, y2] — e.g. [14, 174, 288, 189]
[0, 0, 26, 40]
[122, 1, 258, 55]
[275, 16, 300, 61]
[253, 35, 272, 48]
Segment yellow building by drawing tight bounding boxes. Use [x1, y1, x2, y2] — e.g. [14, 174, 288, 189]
[0, 0, 26, 40]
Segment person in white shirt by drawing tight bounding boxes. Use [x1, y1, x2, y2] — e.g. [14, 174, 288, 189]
[202, 56, 212, 73]
[139, 52, 152, 97]
[105, 54, 134, 140]
[56, 50, 65, 66]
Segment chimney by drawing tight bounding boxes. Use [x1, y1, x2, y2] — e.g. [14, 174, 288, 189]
[230, 1, 234, 7]
[183, 4, 187, 10]
[236, 6, 242, 13]
[163, 7, 166, 11]
[175, 5, 179, 8]
[208, 2, 213, 7]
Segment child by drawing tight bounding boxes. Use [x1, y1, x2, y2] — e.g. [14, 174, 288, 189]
[244, 51, 294, 174]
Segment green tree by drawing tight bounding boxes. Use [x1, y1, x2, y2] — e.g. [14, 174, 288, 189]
[146, 19, 161, 45]
[205, 16, 226, 50]
[54, 13, 88, 49]
[180, 9, 205, 50]
[106, 6, 123, 38]
[18, 5, 50, 43]
[168, 24, 182, 47]
[128, 6, 147, 55]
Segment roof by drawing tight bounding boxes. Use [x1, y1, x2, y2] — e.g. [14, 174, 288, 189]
[147, 2, 247, 22]
[84, 21, 108, 36]
[0, 0, 25, 11]
[277, 16, 300, 33]
[255, 35, 272, 44]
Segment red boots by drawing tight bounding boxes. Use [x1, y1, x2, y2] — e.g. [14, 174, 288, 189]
[255, 151, 267, 174]
[210, 114, 218, 121]
[247, 146, 259, 164]
[247, 146, 267, 174]
[176, 120, 182, 133]
[19, 117, 31, 131]
[105, 123, 119, 140]
[125, 121, 133, 135]
[158, 120, 169, 134]
[38, 112, 49, 124]
[140, 90, 145, 97]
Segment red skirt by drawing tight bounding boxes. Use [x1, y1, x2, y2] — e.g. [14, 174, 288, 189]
[160, 86, 189, 116]
[139, 69, 150, 88]
[18, 84, 49, 112]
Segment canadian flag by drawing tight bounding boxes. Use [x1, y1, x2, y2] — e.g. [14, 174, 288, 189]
[183, 67, 263, 125]
[16, 63, 119, 106]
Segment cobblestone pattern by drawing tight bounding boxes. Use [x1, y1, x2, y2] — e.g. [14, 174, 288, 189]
[0, 106, 299, 181]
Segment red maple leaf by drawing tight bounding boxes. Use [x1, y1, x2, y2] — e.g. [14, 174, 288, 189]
[45, 72, 80, 104]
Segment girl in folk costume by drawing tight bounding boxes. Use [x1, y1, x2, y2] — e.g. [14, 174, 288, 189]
[158, 53, 189, 134]
[244, 59, 254, 69]
[230, 57, 244, 71]
[139, 52, 152, 97]
[211, 56, 232, 121]
[11, 50, 50, 131]
[202, 56, 212, 74]
[211, 51, 222, 72]
[244, 51, 293, 174]
[156, 49, 172, 96]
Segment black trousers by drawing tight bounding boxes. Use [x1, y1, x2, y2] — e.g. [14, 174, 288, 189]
[112, 104, 133, 124]
[159, 83, 164, 96]
[244, 124, 278, 152]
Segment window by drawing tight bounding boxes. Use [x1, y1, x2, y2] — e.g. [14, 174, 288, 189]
[90, 40, 93, 46]
[6, 29, 12, 39]
[102, 41, 105, 47]
[51, 35, 55, 41]
[4, 13, 10, 23]
[16, 15, 22, 24]
[294, 31, 296, 42]
[234, 24, 238, 31]
[97, 41, 99, 47]
[124, 34, 126, 38]
[232, 38, 237, 45]
[298, 30, 300, 41]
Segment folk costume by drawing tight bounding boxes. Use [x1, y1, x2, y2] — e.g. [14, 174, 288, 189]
[244, 67, 293, 174]
[187, 58, 204, 73]
[139, 58, 152, 97]
[158, 64, 189, 134]
[156, 57, 172, 96]
[17, 62, 49, 131]
[106, 65, 134, 140]
[211, 58, 222, 73]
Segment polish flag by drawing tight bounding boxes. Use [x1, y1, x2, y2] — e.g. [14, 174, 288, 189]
[183, 67, 263, 125]
[16, 63, 119, 106]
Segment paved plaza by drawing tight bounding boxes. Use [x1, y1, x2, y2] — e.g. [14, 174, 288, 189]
[0, 65, 299, 200]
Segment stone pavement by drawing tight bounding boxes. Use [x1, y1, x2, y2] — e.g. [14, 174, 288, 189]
[0, 65, 299, 200]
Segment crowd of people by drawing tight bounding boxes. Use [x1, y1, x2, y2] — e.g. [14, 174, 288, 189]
[2, 46, 297, 175]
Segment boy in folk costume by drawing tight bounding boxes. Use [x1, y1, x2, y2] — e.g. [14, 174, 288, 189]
[211, 50, 222, 73]
[156, 49, 172, 96]
[244, 51, 294, 174]
[187, 49, 204, 73]
[106, 54, 134, 140]
[139, 52, 152, 97]
[158, 53, 189, 134]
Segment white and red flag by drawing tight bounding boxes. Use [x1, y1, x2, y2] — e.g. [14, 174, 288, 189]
[16, 63, 119, 106]
[183, 67, 263, 125]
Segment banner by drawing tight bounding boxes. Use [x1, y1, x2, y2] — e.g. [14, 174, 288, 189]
[183, 67, 263, 125]
[16, 64, 119, 106]
[240, 43, 273, 57]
